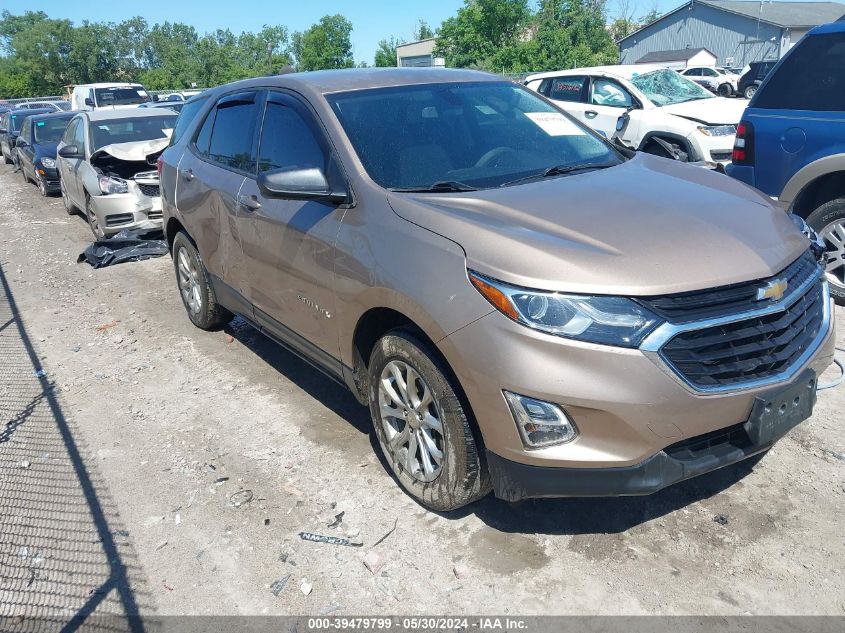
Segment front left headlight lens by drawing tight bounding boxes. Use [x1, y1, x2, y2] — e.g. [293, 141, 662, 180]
[698, 125, 737, 137]
[40, 157, 56, 168]
[469, 271, 663, 347]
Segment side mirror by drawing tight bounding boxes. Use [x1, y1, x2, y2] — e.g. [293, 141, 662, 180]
[58, 144, 83, 159]
[257, 167, 347, 203]
[15, 138, 28, 148]
[84, 97, 94, 107]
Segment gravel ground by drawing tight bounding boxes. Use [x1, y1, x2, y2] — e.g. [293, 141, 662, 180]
[0, 163, 843, 620]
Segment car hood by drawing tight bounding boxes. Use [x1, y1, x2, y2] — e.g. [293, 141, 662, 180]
[661, 97, 746, 125]
[386, 153, 807, 297]
[90, 137, 169, 162]
[34, 141, 59, 158]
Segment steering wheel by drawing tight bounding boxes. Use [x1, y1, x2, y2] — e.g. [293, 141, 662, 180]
[474, 147, 521, 169]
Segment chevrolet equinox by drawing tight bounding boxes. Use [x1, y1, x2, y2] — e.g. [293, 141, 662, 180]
[159, 69, 835, 511]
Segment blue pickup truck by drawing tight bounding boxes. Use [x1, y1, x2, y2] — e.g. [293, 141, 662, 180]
[727, 20, 845, 304]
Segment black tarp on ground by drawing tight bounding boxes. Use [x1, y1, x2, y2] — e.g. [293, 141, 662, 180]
[77, 226, 168, 269]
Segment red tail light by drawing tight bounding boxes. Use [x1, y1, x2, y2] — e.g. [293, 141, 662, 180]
[156, 156, 163, 176]
[732, 121, 754, 165]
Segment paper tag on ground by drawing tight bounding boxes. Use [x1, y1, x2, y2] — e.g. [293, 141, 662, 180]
[524, 112, 585, 137]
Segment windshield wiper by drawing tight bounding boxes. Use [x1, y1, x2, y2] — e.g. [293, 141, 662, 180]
[500, 162, 616, 188]
[392, 180, 477, 193]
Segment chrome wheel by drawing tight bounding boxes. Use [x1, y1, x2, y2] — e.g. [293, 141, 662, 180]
[378, 360, 444, 483]
[821, 220, 845, 291]
[177, 246, 202, 315]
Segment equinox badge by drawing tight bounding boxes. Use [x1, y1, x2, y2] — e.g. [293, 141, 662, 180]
[756, 278, 788, 302]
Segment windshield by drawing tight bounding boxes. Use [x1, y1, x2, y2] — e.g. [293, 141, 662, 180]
[34, 116, 74, 143]
[90, 115, 177, 151]
[95, 86, 151, 107]
[327, 82, 619, 190]
[630, 69, 714, 106]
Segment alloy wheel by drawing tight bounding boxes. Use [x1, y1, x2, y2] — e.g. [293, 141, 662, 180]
[177, 246, 203, 315]
[85, 199, 105, 239]
[820, 220, 845, 292]
[377, 360, 445, 483]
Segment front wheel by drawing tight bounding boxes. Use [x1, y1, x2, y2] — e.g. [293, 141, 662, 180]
[806, 198, 845, 305]
[368, 330, 491, 511]
[85, 195, 105, 239]
[172, 231, 233, 330]
[61, 180, 76, 215]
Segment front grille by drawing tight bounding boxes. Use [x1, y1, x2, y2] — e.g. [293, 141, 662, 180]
[137, 184, 160, 198]
[105, 213, 133, 227]
[639, 250, 818, 324]
[660, 282, 825, 389]
[710, 150, 732, 162]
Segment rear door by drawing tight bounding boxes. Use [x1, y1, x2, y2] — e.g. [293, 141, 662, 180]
[18, 119, 34, 176]
[745, 30, 845, 196]
[236, 91, 348, 365]
[175, 90, 263, 305]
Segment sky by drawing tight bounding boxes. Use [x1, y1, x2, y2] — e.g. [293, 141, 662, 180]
[10, 0, 837, 65]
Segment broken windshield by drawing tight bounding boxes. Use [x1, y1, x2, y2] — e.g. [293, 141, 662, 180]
[630, 69, 714, 106]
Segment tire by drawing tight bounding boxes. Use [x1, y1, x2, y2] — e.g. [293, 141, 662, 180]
[805, 198, 845, 305]
[368, 329, 491, 511]
[61, 179, 77, 215]
[717, 83, 732, 97]
[172, 231, 233, 330]
[39, 178, 48, 197]
[84, 195, 105, 239]
[744, 84, 757, 99]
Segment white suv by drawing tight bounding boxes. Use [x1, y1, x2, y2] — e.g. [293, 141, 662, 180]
[679, 66, 738, 97]
[525, 65, 747, 164]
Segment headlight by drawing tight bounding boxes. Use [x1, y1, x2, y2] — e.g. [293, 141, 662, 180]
[468, 271, 663, 347]
[697, 125, 737, 137]
[40, 157, 56, 168]
[98, 175, 129, 195]
[791, 214, 826, 263]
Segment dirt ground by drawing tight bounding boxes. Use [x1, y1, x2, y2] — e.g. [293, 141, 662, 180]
[0, 162, 843, 622]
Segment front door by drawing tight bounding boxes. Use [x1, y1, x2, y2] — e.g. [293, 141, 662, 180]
[586, 77, 637, 139]
[236, 91, 348, 367]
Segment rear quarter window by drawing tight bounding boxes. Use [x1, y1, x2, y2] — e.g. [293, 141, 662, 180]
[754, 33, 845, 111]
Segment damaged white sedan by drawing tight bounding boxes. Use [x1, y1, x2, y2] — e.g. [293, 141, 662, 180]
[57, 109, 177, 238]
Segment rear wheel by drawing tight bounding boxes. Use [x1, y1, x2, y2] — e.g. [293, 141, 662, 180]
[717, 83, 732, 97]
[368, 329, 491, 511]
[744, 84, 757, 99]
[806, 198, 845, 305]
[172, 231, 233, 330]
[2, 151, 11, 165]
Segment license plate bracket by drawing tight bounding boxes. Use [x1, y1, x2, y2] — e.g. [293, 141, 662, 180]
[743, 369, 817, 447]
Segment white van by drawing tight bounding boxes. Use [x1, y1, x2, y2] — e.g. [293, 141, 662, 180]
[71, 83, 152, 111]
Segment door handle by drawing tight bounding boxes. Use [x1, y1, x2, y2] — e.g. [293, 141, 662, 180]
[585, 110, 598, 119]
[180, 168, 194, 182]
[237, 194, 261, 212]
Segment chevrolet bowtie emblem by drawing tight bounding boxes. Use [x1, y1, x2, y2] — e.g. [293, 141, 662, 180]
[756, 278, 788, 302]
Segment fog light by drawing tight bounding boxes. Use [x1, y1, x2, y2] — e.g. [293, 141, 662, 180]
[504, 391, 578, 449]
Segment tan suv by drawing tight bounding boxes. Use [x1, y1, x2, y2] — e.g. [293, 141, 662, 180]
[159, 69, 835, 510]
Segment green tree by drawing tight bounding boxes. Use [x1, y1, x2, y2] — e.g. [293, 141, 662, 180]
[413, 19, 436, 40]
[639, 8, 661, 25]
[374, 36, 403, 67]
[293, 14, 354, 71]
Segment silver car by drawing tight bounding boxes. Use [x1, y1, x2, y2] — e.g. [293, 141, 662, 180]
[57, 108, 177, 238]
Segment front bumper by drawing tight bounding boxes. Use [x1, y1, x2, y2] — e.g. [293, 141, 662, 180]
[89, 191, 163, 236]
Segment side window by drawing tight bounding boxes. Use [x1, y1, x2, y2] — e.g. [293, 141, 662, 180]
[258, 101, 327, 174]
[62, 119, 77, 144]
[754, 33, 845, 111]
[548, 76, 587, 102]
[538, 78, 552, 96]
[73, 119, 86, 151]
[170, 96, 209, 147]
[199, 93, 260, 173]
[685, 68, 700, 76]
[590, 78, 633, 108]
[703, 68, 718, 77]
[194, 109, 215, 155]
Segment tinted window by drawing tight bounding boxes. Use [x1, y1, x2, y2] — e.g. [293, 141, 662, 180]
[90, 115, 176, 151]
[328, 82, 618, 190]
[754, 33, 845, 111]
[205, 99, 260, 172]
[685, 68, 701, 76]
[194, 108, 215, 155]
[548, 76, 587, 102]
[95, 86, 151, 106]
[171, 96, 209, 146]
[258, 102, 325, 173]
[34, 116, 74, 143]
[590, 79, 633, 108]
